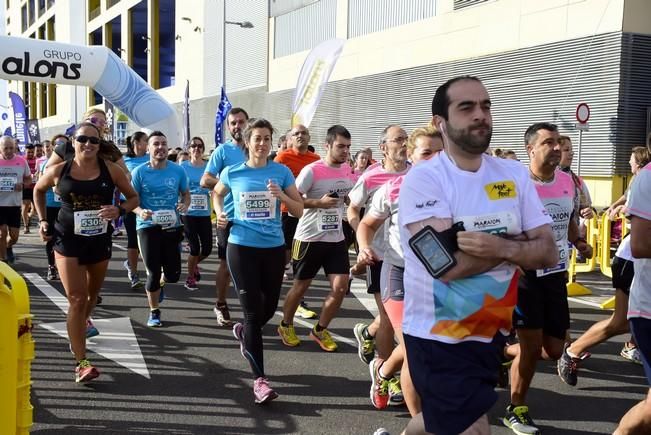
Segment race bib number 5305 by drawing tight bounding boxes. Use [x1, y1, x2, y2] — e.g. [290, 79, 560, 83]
[73, 210, 108, 236]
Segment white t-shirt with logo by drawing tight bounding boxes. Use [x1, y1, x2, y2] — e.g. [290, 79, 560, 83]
[294, 160, 354, 243]
[626, 164, 651, 320]
[367, 175, 405, 267]
[398, 152, 552, 344]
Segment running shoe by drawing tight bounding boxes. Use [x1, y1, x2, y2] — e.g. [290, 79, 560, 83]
[75, 359, 100, 383]
[184, 275, 199, 291]
[112, 228, 123, 237]
[278, 323, 301, 347]
[353, 322, 375, 364]
[46, 266, 59, 281]
[310, 326, 337, 352]
[253, 377, 278, 404]
[194, 267, 201, 282]
[387, 377, 404, 406]
[373, 429, 390, 435]
[86, 319, 99, 338]
[502, 405, 540, 435]
[147, 309, 162, 327]
[295, 301, 317, 319]
[130, 274, 143, 290]
[6, 247, 15, 264]
[23, 226, 30, 234]
[621, 342, 643, 365]
[214, 303, 233, 327]
[232, 322, 246, 358]
[96, 295, 103, 305]
[369, 358, 390, 409]
[557, 343, 580, 386]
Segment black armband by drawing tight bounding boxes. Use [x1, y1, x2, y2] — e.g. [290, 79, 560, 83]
[408, 222, 465, 279]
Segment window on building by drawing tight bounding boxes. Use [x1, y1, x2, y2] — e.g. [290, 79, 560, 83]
[130, 1, 149, 82]
[106, 0, 120, 9]
[28, 0, 35, 26]
[156, 0, 175, 89]
[38, 0, 45, 16]
[21, 5, 27, 31]
[89, 27, 103, 105]
[38, 24, 45, 39]
[453, 0, 489, 10]
[47, 16, 55, 40]
[348, 0, 437, 38]
[89, 0, 101, 20]
[39, 83, 47, 118]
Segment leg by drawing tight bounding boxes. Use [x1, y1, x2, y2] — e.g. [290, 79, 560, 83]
[215, 222, 231, 305]
[56, 254, 89, 361]
[7, 226, 19, 248]
[510, 328, 543, 406]
[569, 291, 630, 355]
[84, 260, 110, 320]
[0, 224, 7, 260]
[124, 211, 140, 273]
[183, 216, 200, 281]
[615, 388, 651, 435]
[161, 227, 183, 284]
[21, 199, 31, 231]
[282, 279, 311, 324]
[138, 227, 163, 308]
[374, 294, 395, 360]
[318, 273, 348, 327]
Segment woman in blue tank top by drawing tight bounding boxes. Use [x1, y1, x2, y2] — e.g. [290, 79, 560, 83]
[34, 122, 139, 384]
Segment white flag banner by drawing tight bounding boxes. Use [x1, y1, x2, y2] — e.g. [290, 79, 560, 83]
[291, 38, 345, 128]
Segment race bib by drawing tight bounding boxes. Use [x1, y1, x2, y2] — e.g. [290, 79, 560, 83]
[318, 208, 341, 232]
[189, 194, 209, 212]
[0, 176, 17, 192]
[240, 191, 275, 220]
[536, 241, 569, 277]
[152, 209, 178, 228]
[73, 210, 108, 236]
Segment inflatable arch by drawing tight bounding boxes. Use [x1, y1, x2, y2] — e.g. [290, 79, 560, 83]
[0, 36, 179, 142]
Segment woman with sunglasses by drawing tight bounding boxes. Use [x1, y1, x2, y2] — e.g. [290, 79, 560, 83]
[180, 137, 212, 291]
[122, 132, 149, 289]
[214, 118, 303, 403]
[34, 122, 139, 383]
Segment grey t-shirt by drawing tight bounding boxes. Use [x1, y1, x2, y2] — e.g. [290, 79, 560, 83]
[0, 156, 31, 207]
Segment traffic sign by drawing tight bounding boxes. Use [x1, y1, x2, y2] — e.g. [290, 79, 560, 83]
[576, 103, 590, 123]
[575, 123, 590, 131]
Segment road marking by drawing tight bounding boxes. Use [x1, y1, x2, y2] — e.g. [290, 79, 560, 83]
[112, 242, 127, 251]
[24, 273, 150, 379]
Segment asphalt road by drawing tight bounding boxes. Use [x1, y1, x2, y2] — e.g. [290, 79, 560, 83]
[9, 231, 648, 434]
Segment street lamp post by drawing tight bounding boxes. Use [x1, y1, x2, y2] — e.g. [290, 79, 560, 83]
[222, 1, 254, 93]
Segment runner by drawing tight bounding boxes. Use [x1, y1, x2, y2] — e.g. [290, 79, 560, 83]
[503, 122, 593, 435]
[274, 124, 320, 317]
[351, 150, 371, 183]
[38, 135, 66, 280]
[348, 125, 411, 366]
[278, 125, 353, 352]
[33, 122, 138, 383]
[122, 132, 149, 290]
[200, 107, 249, 326]
[131, 131, 190, 327]
[614, 140, 651, 434]
[398, 76, 557, 435]
[356, 127, 442, 412]
[21, 144, 37, 234]
[0, 135, 31, 264]
[214, 118, 303, 403]
[558, 146, 651, 385]
[180, 136, 212, 291]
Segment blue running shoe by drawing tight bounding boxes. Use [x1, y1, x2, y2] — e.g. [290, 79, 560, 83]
[147, 309, 162, 327]
[86, 319, 99, 338]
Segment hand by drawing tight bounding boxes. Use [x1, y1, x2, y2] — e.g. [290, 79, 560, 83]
[98, 205, 119, 220]
[14, 183, 23, 192]
[608, 205, 624, 221]
[580, 207, 595, 219]
[39, 221, 51, 242]
[357, 247, 378, 266]
[216, 211, 229, 229]
[457, 231, 506, 258]
[576, 241, 593, 259]
[140, 209, 153, 220]
[319, 194, 339, 209]
[177, 202, 188, 214]
[267, 180, 283, 199]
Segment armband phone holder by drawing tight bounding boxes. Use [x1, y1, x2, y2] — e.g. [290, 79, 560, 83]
[408, 222, 465, 279]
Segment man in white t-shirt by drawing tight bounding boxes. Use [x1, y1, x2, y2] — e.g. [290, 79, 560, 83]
[398, 76, 557, 435]
[615, 154, 651, 434]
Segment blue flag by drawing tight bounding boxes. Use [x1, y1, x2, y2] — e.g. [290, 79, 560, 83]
[64, 124, 76, 136]
[182, 80, 190, 149]
[214, 86, 232, 146]
[3, 127, 12, 136]
[9, 91, 28, 152]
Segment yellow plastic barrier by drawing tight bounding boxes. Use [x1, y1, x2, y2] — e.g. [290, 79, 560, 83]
[599, 213, 614, 278]
[574, 216, 599, 273]
[0, 262, 34, 435]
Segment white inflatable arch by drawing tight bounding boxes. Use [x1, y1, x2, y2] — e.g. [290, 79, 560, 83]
[0, 36, 179, 142]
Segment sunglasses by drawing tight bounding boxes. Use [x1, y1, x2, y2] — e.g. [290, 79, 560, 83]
[75, 135, 101, 144]
[189, 143, 204, 148]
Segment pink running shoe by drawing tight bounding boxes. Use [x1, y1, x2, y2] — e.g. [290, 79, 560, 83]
[253, 377, 278, 404]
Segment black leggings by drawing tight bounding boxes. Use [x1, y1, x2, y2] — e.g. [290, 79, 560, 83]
[124, 210, 138, 249]
[181, 215, 213, 257]
[227, 243, 285, 378]
[45, 207, 60, 266]
[137, 226, 183, 292]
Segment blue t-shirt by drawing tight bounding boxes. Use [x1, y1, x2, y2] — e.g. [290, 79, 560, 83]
[40, 159, 61, 208]
[180, 160, 211, 217]
[205, 142, 245, 219]
[124, 154, 150, 172]
[220, 161, 294, 248]
[131, 161, 189, 230]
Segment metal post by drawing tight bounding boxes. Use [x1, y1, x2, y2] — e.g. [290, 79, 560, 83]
[222, 0, 226, 93]
[576, 129, 583, 177]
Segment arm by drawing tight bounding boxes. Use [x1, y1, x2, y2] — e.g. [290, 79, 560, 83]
[270, 182, 303, 218]
[568, 213, 593, 258]
[44, 150, 64, 169]
[177, 189, 191, 214]
[99, 162, 139, 221]
[34, 164, 62, 241]
[213, 181, 230, 228]
[200, 172, 218, 189]
[356, 214, 385, 265]
[630, 215, 651, 258]
[347, 204, 362, 232]
[304, 194, 339, 209]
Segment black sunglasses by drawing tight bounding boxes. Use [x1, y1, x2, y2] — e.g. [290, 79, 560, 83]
[189, 143, 204, 148]
[75, 135, 100, 144]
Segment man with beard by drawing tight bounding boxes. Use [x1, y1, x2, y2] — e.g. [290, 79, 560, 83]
[277, 125, 353, 352]
[502, 123, 593, 435]
[201, 107, 249, 327]
[397, 76, 557, 435]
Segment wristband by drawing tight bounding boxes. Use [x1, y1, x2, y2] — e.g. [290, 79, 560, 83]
[573, 237, 587, 245]
[39, 219, 47, 223]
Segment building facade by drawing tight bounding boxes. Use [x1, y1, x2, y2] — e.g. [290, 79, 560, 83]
[3, 0, 651, 205]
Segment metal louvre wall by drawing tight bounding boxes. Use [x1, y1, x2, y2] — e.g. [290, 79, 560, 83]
[348, 0, 437, 39]
[615, 33, 651, 173]
[454, 0, 489, 10]
[274, 0, 336, 58]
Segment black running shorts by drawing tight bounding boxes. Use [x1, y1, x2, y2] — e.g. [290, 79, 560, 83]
[291, 239, 350, 280]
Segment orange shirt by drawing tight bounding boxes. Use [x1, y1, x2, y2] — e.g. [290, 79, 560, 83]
[274, 148, 320, 212]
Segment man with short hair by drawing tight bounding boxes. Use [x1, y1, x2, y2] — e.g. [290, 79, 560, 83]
[200, 107, 249, 326]
[274, 124, 320, 318]
[35, 143, 44, 159]
[269, 132, 289, 161]
[398, 76, 557, 435]
[503, 123, 593, 435]
[559, 135, 594, 221]
[0, 136, 32, 263]
[278, 125, 353, 352]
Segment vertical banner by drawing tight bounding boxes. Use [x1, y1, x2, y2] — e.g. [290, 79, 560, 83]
[214, 86, 232, 146]
[27, 119, 41, 143]
[8, 92, 28, 152]
[182, 80, 190, 149]
[291, 38, 345, 128]
[104, 100, 116, 142]
[0, 107, 12, 136]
